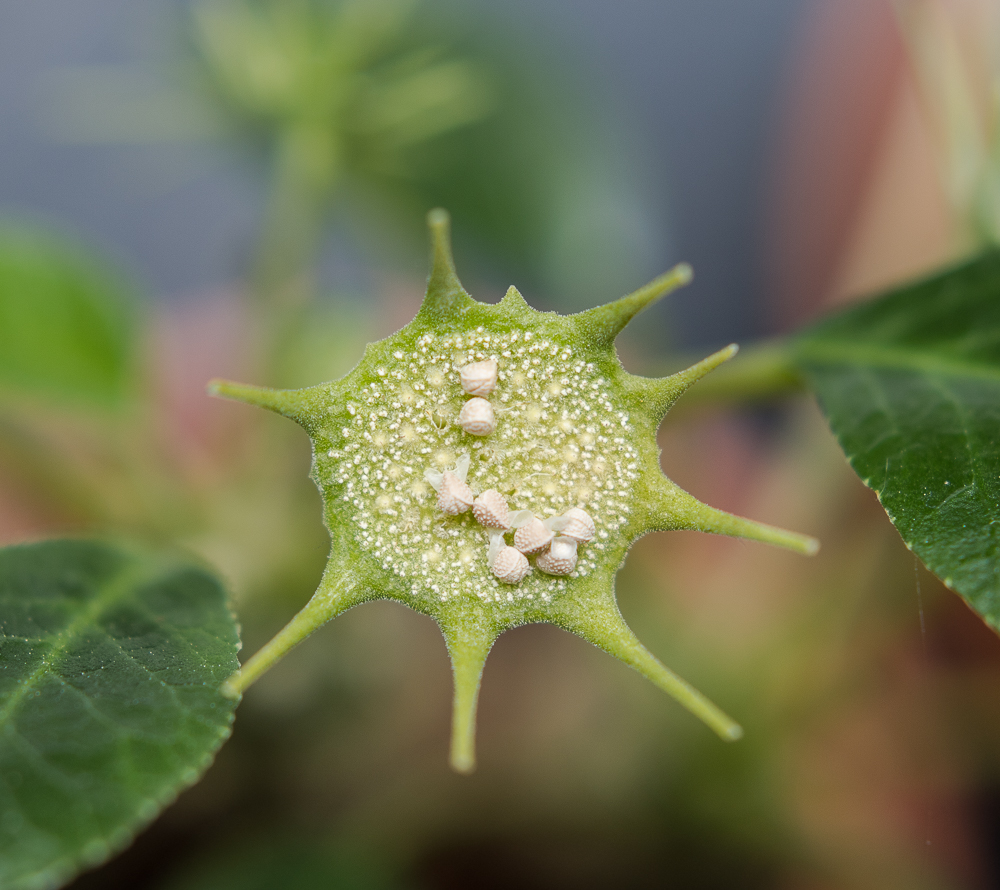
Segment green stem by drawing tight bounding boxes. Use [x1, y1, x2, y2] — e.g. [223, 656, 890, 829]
[252, 125, 339, 310]
[248, 124, 344, 388]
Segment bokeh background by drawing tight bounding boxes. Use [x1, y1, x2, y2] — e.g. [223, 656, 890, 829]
[3, 0, 1000, 887]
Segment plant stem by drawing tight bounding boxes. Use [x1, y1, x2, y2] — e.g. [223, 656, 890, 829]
[252, 125, 339, 310]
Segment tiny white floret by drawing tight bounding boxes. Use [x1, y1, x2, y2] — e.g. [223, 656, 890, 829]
[457, 398, 496, 436]
[536, 536, 578, 575]
[513, 515, 554, 555]
[459, 359, 498, 396]
[473, 489, 510, 529]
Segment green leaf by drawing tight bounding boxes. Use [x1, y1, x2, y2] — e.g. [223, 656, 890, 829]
[794, 250, 1000, 628]
[0, 226, 138, 405]
[0, 540, 241, 890]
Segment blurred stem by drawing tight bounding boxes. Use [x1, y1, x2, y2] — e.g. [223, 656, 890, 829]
[250, 123, 345, 385]
[666, 338, 805, 410]
[252, 123, 341, 312]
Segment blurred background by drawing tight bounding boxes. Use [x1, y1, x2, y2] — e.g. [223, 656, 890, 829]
[2, 0, 1000, 887]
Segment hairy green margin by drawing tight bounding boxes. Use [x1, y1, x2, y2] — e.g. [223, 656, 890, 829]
[211, 209, 817, 772]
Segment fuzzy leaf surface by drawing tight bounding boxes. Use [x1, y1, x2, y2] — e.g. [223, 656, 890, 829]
[0, 540, 241, 890]
[794, 250, 1000, 628]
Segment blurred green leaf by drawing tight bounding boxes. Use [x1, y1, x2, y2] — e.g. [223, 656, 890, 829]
[0, 540, 241, 890]
[794, 250, 1000, 629]
[0, 226, 138, 405]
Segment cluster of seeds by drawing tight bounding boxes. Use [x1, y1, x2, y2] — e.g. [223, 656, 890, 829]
[323, 328, 640, 605]
[456, 359, 498, 435]
[490, 505, 597, 583]
[427, 453, 597, 584]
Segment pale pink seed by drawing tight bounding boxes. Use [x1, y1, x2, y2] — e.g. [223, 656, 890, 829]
[492, 546, 529, 583]
[459, 359, 498, 396]
[560, 507, 596, 544]
[536, 536, 578, 575]
[436, 471, 475, 515]
[457, 398, 495, 436]
[472, 489, 510, 529]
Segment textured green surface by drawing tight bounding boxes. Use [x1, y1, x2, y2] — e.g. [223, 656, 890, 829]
[0, 227, 137, 405]
[795, 250, 1000, 628]
[0, 540, 241, 890]
[212, 210, 816, 770]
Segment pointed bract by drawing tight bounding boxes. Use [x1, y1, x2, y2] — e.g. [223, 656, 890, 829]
[650, 475, 820, 555]
[554, 597, 743, 740]
[498, 284, 530, 313]
[221, 557, 367, 698]
[208, 378, 321, 429]
[441, 619, 496, 773]
[418, 208, 475, 320]
[642, 343, 740, 421]
[572, 262, 692, 348]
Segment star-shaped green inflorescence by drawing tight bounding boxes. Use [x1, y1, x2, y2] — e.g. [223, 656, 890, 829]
[211, 209, 818, 772]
